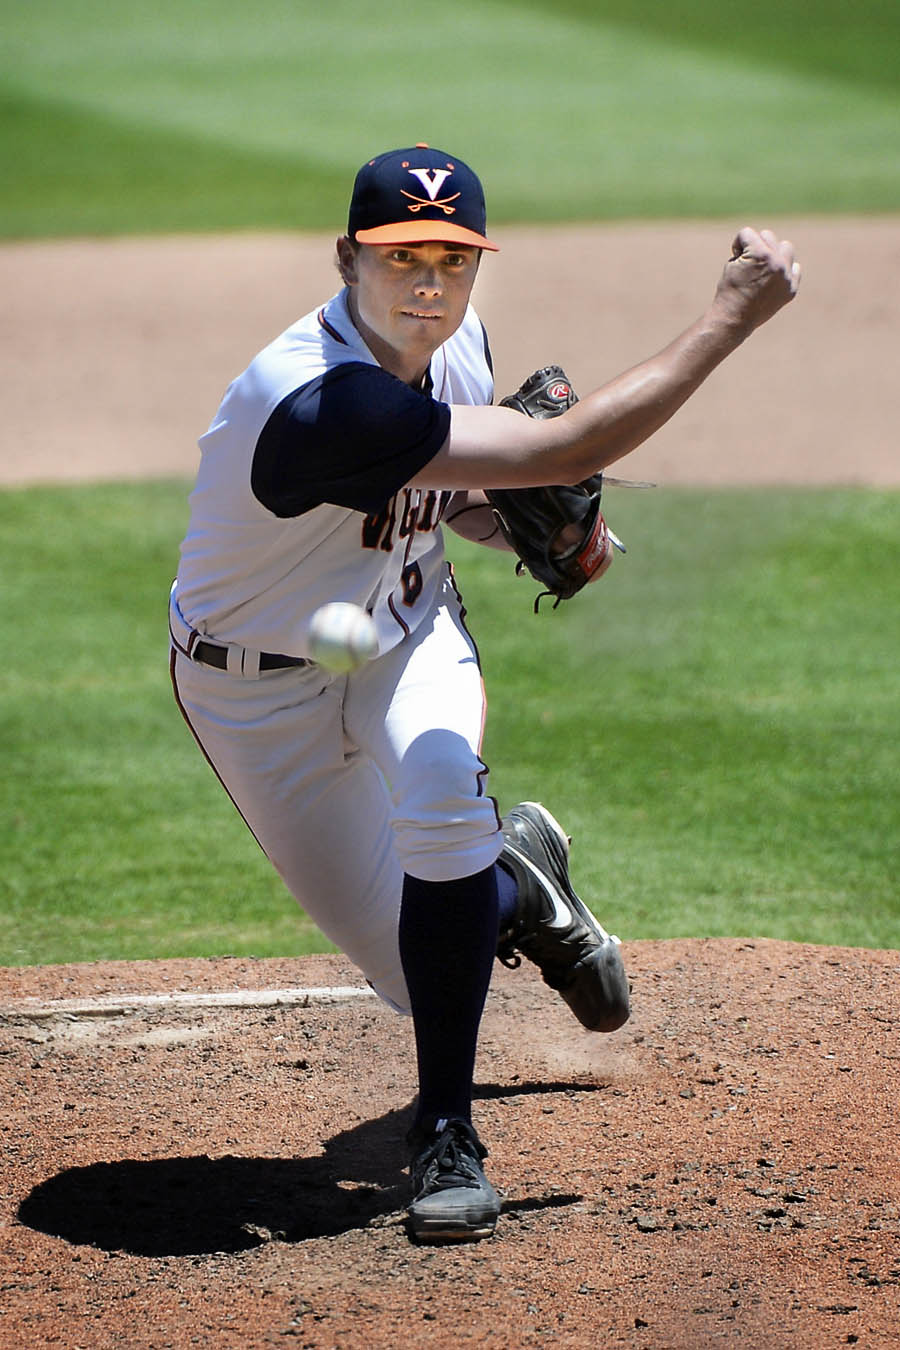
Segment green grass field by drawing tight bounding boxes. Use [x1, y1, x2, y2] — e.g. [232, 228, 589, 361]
[2, 0, 900, 236]
[2, 484, 897, 965]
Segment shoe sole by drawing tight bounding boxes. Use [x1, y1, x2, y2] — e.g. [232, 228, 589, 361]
[408, 1198, 499, 1243]
[409, 1218, 497, 1242]
[561, 941, 631, 1032]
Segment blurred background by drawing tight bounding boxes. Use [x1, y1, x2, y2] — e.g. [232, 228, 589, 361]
[3, 0, 899, 234]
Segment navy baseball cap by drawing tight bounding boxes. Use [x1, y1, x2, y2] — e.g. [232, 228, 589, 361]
[348, 143, 499, 251]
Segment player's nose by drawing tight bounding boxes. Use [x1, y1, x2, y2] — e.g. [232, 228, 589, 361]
[413, 266, 442, 297]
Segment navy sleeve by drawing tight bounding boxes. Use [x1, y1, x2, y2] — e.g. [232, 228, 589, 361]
[250, 362, 452, 518]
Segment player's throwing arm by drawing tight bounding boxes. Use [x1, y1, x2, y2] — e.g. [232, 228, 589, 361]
[414, 226, 801, 493]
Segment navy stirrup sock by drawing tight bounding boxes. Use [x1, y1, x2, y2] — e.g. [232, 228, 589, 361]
[495, 858, 519, 932]
[399, 866, 501, 1128]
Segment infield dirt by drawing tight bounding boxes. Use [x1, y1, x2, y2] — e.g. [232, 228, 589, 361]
[1, 221, 898, 1348]
[2, 944, 898, 1348]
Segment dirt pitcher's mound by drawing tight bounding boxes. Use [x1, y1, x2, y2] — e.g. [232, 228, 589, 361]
[1, 938, 898, 1348]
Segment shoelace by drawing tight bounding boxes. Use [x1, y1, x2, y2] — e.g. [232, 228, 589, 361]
[416, 1125, 484, 1193]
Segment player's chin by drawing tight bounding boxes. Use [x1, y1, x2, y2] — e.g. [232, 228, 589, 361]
[396, 315, 454, 357]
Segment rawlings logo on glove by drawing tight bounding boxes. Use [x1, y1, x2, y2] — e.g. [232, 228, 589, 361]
[485, 365, 625, 611]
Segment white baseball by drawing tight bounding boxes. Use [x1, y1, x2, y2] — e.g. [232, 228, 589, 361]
[308, 602, 378, 673]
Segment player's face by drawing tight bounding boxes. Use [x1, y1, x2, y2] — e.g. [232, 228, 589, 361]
[339, 240, 481, 384]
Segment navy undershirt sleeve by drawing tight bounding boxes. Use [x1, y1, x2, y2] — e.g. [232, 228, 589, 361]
[251, 362, 452, 518]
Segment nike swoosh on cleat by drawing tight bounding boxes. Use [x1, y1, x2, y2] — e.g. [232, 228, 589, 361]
[506, 843, 608, 935]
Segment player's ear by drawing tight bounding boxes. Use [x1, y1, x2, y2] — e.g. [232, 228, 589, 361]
[336, 235, 360, 286]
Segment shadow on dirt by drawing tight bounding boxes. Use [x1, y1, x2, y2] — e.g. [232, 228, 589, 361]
[473, 1079, 608, 1101]
[18, 1084, 593, 1256]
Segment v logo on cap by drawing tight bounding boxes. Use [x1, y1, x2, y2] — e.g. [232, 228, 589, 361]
[407, 168, 453, 200]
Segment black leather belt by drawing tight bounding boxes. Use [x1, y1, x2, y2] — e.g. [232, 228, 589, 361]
[192, 640, 309, 671]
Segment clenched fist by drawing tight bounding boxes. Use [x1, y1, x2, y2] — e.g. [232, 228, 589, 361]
[714, 226, 801, 335]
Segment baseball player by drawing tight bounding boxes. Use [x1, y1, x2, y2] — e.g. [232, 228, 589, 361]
[169, 144, 800, 1242]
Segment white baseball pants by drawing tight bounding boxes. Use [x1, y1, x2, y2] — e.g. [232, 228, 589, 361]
[169, 568, 503, 1013]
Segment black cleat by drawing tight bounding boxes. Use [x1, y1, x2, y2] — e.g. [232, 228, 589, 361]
[407, 1117, 500, 1243]
[497, 801, 630, 1032]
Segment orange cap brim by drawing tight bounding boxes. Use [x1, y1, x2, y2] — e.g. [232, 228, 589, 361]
[353, 221, 499, 251]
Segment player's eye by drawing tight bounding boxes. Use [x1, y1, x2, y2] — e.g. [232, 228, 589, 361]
[390, 249, 413, 262]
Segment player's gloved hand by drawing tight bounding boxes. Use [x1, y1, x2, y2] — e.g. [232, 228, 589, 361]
[484, 366, 624, 612]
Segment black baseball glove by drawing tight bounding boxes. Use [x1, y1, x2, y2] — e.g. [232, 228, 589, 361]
[485, 365, 621, 611]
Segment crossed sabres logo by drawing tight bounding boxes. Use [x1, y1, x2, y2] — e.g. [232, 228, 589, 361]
[402, 166, 460, 216]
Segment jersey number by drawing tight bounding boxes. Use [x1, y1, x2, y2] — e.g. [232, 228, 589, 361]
[400, 561, 423, 607]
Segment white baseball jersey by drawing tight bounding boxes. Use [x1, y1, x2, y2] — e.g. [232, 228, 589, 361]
[174, 287, 494, 658]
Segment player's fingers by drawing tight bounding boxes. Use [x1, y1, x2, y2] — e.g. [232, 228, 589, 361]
[772, 237, 801, 290]
[733, 226, 793, 263]
[730, 225, 759, 259]
[732, 228, 800, 286]
[769, 242, 801, 299]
